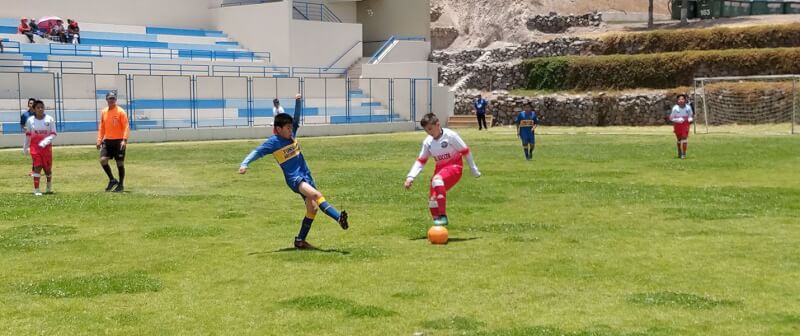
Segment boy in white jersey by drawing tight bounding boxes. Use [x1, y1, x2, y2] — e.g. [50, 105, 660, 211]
[22, 100, 57, 195]
[669, 94, 694, 159]
[404, 113, 481, 226]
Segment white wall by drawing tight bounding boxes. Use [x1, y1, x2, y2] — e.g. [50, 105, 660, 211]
[212, 2, 291, 65]
[1, 0, 216, 29]
[361, 61, 450, 124]
[325, 1, 358, 23]
[0, 122, 416, 148]
[357, 0, 429, 56]
[361, 62, 439, 85]
[289, 20, 362, 68]
[378, 41, 431, 64]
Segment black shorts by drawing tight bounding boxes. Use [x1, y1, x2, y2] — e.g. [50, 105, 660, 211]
[100, 139, 126, 160]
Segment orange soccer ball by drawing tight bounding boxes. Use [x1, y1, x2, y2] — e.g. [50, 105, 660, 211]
[427, 226, 449, 245]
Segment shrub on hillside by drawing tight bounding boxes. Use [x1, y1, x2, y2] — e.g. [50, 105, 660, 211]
[524, 48, 800, 90]
[598, 23, 800, 55]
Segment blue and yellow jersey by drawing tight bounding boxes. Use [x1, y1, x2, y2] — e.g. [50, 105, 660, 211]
[515, 111, 538, 136]
[241, 98, 314, 192]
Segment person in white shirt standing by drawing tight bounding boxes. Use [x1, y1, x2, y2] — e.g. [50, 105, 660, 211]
[22, 100, 57, 195]
[669, 94, 694, 159]
[405, 113, 481, 227]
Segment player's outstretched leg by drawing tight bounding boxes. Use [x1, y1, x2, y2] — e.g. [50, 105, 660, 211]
[298, 182, 348, 230]
[100, 156, 118, 191]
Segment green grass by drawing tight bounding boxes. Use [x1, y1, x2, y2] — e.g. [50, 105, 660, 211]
[1, 128, 799, 335]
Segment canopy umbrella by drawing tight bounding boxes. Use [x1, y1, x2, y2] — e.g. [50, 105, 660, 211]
[37, 16, 64, 32]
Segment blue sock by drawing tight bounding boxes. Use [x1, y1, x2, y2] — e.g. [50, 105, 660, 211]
[317, 197, 341, 221]
[523, 148, 529, 159]
[296, 217, 314, 241]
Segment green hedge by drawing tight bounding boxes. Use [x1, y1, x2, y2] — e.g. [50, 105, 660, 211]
[598, 23, 800, 55]
[524, 48, 800, 91]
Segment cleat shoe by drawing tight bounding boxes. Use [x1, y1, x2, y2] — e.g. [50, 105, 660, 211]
[105, 179, 119, 192]
[294, 240, 316, 250]
[338, 210, 349, 230]
[433, 215, 449, 226]
[34, 190, 42, 196]
[113, 184, 125, 193]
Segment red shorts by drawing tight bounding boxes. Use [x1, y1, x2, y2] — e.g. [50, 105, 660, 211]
[31, 149, 53, 171]
[673, 122, 690, 139]
[430, 164, 463, 195]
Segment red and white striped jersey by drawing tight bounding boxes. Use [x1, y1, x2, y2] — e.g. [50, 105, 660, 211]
[408, 128, 479, 180]
[25, 115, 56, 154]
[670, 105, 693, 123]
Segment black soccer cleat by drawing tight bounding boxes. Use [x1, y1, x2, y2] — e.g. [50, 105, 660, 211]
[338, 211, 349, 230]
[105, 179, 119, 192]
[113, 184, 124, 193]
[294, 240, 316, 250]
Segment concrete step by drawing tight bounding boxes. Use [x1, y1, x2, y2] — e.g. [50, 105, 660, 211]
[447, 114, 493, 128]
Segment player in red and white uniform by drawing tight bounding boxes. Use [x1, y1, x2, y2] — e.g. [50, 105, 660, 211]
[22, 100, 57, 196]
[404, 113, 481, 226]
[669, 94, 694, 159]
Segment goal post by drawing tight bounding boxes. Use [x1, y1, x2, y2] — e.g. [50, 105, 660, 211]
[694, 75, 799, 134]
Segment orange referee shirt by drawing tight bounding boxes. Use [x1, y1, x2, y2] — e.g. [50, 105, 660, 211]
[97, 106, 129, 144]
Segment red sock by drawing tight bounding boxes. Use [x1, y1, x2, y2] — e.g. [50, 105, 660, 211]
[434, 185, 447, 217]
[682, 142, 688, 154]
[428, 196, 440, 219]
[33, 175, 40, 189]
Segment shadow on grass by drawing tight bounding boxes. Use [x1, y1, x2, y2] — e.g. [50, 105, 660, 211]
[409, 236, 481, 243]
[248, 247, 351, 256]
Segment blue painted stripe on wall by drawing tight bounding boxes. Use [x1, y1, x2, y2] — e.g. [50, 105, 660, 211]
[80, 38, 169, 48]
[146, 27, 224, 37]
[0, 26, 17, 34]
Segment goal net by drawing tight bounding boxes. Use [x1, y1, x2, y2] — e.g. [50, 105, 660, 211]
[694, 75, 799, 134]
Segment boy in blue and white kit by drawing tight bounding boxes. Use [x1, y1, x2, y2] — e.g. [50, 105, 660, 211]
[515, 107, 539, 161]
[239, 94, 349, 250]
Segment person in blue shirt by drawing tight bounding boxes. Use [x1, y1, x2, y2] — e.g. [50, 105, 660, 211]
[239, 94, 349, 250]
[515, 106, 539, 161]
[473, 95, 488, 130]
[20, 98, 36, 130]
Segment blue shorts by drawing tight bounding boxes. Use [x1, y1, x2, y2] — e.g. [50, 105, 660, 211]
[520, 132, 535, 145]
[288, 175, 316, 195]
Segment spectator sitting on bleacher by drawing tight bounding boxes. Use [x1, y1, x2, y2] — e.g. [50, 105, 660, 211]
[29, 18, 42, 37]
[0, 39, 4, 53]
[18, 18, 34, 43]
[50, 20, 66, 43]
[67, 19, 80, 44]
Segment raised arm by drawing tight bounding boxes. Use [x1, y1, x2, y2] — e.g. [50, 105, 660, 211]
[292, 94, 302, 136]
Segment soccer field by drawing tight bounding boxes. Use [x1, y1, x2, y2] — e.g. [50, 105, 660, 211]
[0, 128, 798, 335]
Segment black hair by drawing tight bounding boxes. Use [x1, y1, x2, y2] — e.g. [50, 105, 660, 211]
[32, 99, 44, 110]
[28, 98, 36, 104]
[420, 113, 439, 128]
[274, 113, 293, 128]
[273, 99, 280, 105]
[677, 94, 688, 100]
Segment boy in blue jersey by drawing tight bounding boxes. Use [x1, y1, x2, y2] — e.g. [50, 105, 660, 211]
[515, 106, 539, 160]
[239, 94, 349, 250]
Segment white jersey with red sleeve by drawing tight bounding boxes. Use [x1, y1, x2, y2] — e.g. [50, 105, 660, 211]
[407, 128, 480, 181]
[670, 105, 694, 124]
[24, 115, 57, 154]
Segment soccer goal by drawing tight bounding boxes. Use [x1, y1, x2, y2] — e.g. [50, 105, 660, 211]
[694, 75, 799, 134]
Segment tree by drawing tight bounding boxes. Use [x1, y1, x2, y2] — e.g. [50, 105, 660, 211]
[681, 0, 689, 24]
[648, 0, 655, 28]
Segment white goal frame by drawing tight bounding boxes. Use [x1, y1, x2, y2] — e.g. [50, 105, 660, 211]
[694, 75, 799, 134]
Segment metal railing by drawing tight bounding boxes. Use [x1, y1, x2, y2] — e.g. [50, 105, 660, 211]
[1, 40, 21, 54]
[0, 73, 433, 134]
[293, 1, 343, 23]
[0, 59, 94, 74]
[213, 65, 291, 77]
[368, 36, 426, 64]
[325, 40, 362, 70]
[49, 44, 271, 62]
[118, 62, 211, 76]
[291, 67, 347, 78]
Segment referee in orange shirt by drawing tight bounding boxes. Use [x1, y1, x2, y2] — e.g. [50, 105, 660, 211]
[96, 91, 129, 192]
